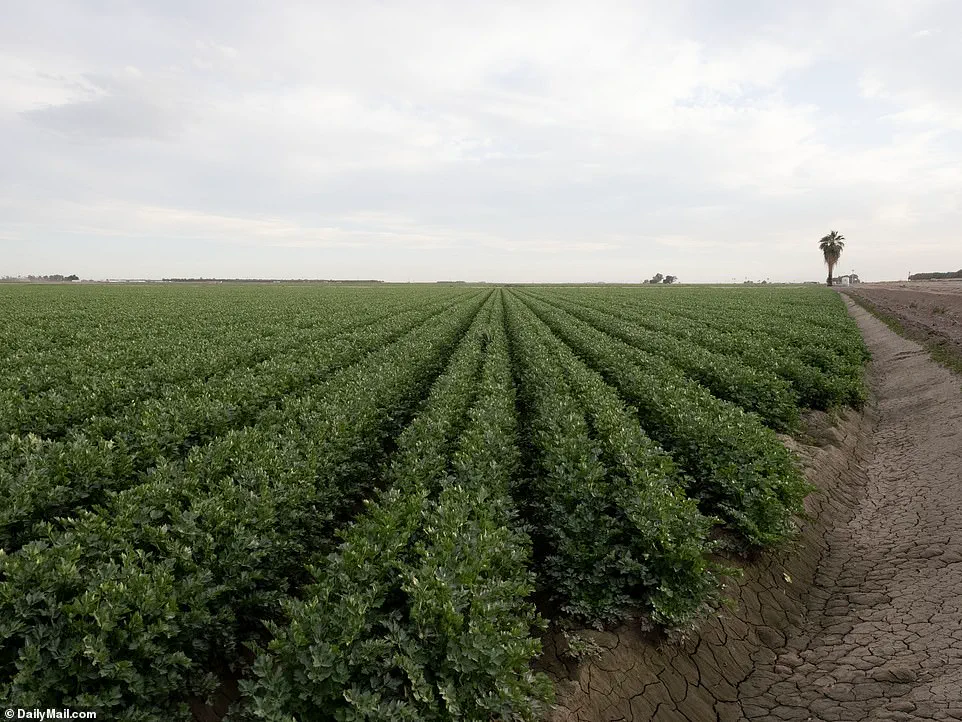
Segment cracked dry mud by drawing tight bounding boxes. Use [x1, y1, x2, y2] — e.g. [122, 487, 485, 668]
[544, 296, 962, 721]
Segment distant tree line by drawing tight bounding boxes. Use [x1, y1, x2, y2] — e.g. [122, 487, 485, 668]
[908, 270, 962, 281]
[161, 278, 385, 283]
[1, 274, 79, 282]
[642, 273, 677, 284]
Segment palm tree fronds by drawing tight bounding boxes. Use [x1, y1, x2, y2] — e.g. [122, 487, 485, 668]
[817, 230, 846, 285]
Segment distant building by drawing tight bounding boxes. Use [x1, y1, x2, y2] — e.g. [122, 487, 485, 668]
[835, 273, 860, 285]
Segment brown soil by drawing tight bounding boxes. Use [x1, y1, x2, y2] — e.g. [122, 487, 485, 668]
[844, 284, 962, 369]
[855, 280, 962, 295]
[542, 296, 962, 721]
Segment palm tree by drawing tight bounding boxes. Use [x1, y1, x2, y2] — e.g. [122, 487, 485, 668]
[818, 231, 845, 286]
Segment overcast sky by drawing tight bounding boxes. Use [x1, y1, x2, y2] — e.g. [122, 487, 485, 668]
[2, 1, 960, 282]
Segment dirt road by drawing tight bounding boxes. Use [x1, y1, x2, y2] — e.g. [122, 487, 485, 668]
[737, 296, 962, 721]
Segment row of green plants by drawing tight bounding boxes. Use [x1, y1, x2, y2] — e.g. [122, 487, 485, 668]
[503, 293, 718, 626]
[0, 292, 491, 717]
[0, 290, 472, 438]
[244, 292, 552, 720]
[0, 294, 480, 551]
[523, 290, 801, 430]
[0, 284, 870, 718]
[583, 285, 866, 350]
[560, 286, 867, 363]
[539, 288, 867, 410]
[514, 292, 814, 548]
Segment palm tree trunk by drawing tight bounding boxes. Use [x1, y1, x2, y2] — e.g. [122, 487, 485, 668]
[827, 262, 834, 286]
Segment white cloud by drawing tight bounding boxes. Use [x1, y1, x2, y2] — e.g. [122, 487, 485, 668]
[1, 198, 632, 258]
[2, 0, 961, 281]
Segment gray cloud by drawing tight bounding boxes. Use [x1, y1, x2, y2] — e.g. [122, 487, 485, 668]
[24, 98, 175, 140]
[21, 71, 185, 140]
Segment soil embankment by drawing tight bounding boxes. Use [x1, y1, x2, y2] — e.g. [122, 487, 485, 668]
[544, 295, 962, 721]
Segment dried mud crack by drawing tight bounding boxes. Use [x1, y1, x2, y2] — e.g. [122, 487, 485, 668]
[544, 296, 962, 721]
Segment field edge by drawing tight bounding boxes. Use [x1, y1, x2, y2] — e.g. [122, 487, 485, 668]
[537, 402, 875, 721]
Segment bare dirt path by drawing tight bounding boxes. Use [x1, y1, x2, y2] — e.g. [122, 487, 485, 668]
[738, 296, 962, 721]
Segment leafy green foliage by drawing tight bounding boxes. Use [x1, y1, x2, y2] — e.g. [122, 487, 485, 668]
[0, 283, 868, 717]
[530, 286, 867, 410]
[0, 293, 473, 551]
[515, 292, 814, 548]
[0, 286, 472, 438]
[1, 290, 490, 715]
[245, 293, 551, 720]
[504, 293, 717, 626]
[525, 290, 801, 431]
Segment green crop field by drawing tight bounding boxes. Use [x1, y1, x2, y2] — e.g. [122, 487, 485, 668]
[0, 283, 868, 720]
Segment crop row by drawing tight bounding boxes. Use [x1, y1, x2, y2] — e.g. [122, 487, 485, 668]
[530, 288, 866, 410]
[503, 292, 717, 625]
[514, 291, 813, 547]
[0, 284, 868, 719]
[0, 291, 491, 716]
[0, 293, 482, 551]
[245, 292, 552, 720]
[522, 290, 801, 430]
[1, 290, 473, 438]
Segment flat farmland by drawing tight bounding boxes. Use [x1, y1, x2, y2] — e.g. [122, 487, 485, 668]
[0, 284, 869, 720]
